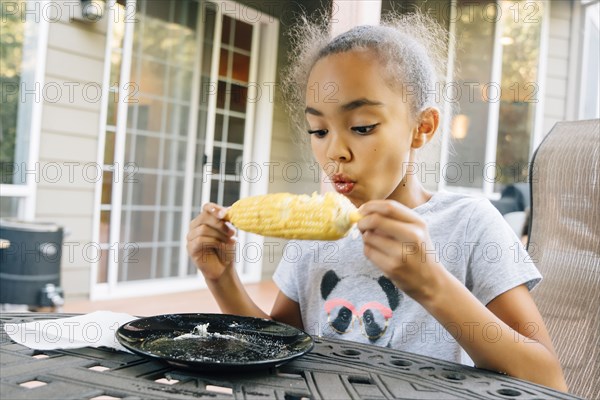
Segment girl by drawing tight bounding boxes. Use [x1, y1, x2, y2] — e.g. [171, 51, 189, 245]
[187, 12, 566, 391]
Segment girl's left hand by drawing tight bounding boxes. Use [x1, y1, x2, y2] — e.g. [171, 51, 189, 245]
[357, 199, 444, 301]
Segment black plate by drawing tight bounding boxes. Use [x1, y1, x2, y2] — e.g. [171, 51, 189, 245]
[116, 313, 314, 371]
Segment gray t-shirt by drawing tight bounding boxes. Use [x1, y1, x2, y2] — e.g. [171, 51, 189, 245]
[273, 191, 541, 366]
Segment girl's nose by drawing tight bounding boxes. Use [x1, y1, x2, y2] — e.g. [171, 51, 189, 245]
[326, 132, 351, 162]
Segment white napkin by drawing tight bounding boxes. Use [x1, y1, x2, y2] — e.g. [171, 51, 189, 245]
[3, 311, 137, 353]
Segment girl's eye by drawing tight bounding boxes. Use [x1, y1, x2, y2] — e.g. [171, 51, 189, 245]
[351, 123, 379, 135]
[308, 129, 328, 138]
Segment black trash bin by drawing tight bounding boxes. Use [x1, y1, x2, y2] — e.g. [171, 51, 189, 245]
[0, 219, 64, 309]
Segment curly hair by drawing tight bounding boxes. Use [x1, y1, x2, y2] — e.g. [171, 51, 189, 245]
[281, 10, 451, 150]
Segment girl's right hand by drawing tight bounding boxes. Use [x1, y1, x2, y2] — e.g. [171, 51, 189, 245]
[186, 203, 236, 281]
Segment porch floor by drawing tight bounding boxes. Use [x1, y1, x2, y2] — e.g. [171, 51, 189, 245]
[62, 280, 278, 317]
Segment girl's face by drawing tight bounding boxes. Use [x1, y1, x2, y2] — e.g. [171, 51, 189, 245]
[305, 49, 425, 207]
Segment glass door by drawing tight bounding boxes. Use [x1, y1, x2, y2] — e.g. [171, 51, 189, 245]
[94, 0, 262, 298]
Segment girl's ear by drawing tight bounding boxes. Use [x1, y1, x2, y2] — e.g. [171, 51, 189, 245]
[411, 108, 439, 149]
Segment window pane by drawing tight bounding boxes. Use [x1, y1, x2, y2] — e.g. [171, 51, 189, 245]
[157, 246, 179, 278]
[128, 173, 158, 206]
[188, 259, 197, 276]
[107, 92, 118, 126]
[167, 103, 190, 138]
[210, 179, 220, 203]
[228, 116, 245, 145]
[123, 210, 156, 243]
[230, 84, 248, 113]
[119, 247, 152, 282]
[211, 146, 222, 174]
[109, 51, 121, 92]
[495, 0, 543, 191]
[0, 197, 20, 218]
[234, 20, 253, 51]
[195, 141, 206, 173]
[222, 15, 232, 44]
[446, 0, 496, 189]
[192, 176, 203, 211]
[159, 211, 182, 242]
[141, 16, 170, 60]
[111, 4, 127, 49]
[145, 0, 170, 22]
[100, 211, 110, 243]
[101, 172, 113, 205]
[160, 176, 184, 206]
[217, 80, 226, 109]
[225, 148, 243, 176]
[0, 14, 21, 184]
[176, 140, 188, 171]
[134, 134, 161, 169]
[169, 68, 193, 101]
[223, 181, 240, 207]
[232, 52, 250, 82]
[140, 98, 164, 132]
[219, 48, 229, 78]
[0, 163, 17, 186]
[97, 250, 109, 284]
[138, 59, 167, 97]
[214, 113, 224, 141]
[0, 7, 37, 185]
[174, 0, 198, 31]
[104, 131, 116, 164]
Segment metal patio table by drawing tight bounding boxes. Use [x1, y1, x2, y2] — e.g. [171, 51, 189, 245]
[0, 313, 580, 399]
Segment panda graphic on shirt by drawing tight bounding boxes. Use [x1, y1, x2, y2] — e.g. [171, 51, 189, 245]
[319, 270, 402, 347]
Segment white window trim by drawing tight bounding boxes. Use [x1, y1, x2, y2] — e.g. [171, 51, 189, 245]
[0, 0, 50, 220]
[481, 11, 505, 197]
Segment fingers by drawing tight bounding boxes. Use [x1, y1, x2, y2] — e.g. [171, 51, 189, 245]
[358, 200, 420, 223]
[190, 203, 231, 229]
[362, 239, 397, 271]
[357, 200, 426, 241]
[187, 223, 233, 245]
[187, 203, 237, 263]
[188, 203, 234, 238]
[357, 200, 430, 267]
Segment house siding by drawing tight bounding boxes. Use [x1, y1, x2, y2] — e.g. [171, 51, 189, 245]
[36, 0, 108, 298]
[543, 1, 573, 136]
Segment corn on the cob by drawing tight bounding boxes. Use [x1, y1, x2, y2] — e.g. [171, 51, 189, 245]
[224, 192, 362, 240]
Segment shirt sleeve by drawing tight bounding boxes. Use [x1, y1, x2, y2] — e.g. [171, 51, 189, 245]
[464, 199, 542, 306]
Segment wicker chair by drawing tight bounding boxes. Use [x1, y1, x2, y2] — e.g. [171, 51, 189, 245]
[527, 119, 599, 399]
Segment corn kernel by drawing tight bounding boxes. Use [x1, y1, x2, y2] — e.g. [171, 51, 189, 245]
[225, 192, 361, 240]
